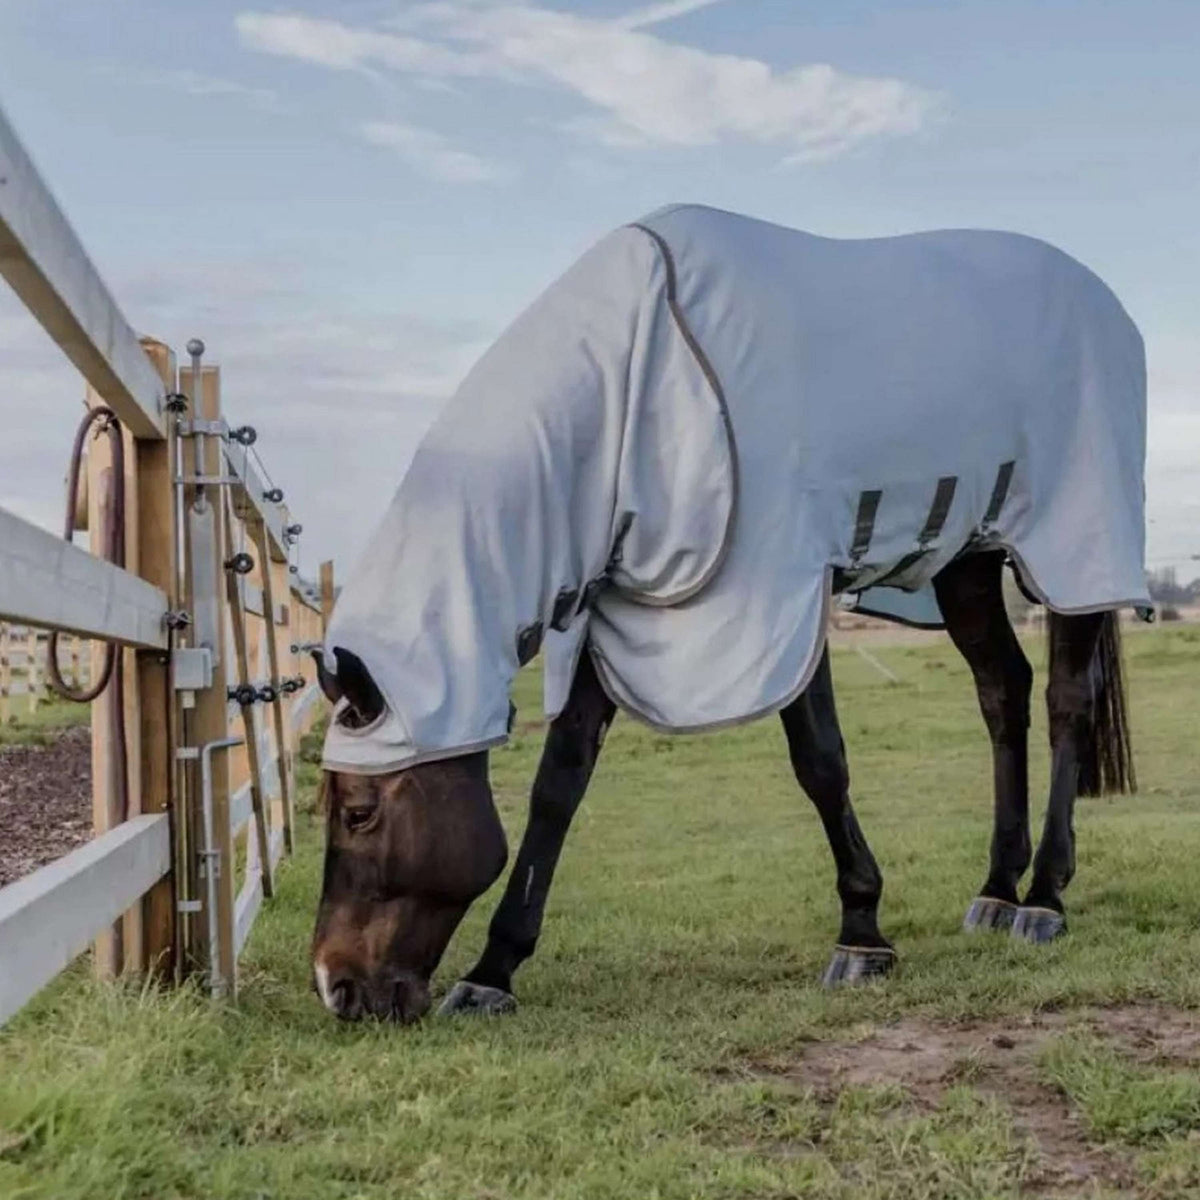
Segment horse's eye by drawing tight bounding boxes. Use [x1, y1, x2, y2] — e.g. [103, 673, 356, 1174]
[342, 804, 378, 832]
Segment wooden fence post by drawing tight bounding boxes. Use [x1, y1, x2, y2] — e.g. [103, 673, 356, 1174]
[87, 386, 126, 978]
[0, 624, 10, 725]
[27, 631, 43, 715]
[320, 560, 335, 632]
[180, 360, 237, 998]
[255, 521, 296, 854]
[70, 636, 83, 691]
[136, 338, 178, 976]
[223, 492, 273, 899]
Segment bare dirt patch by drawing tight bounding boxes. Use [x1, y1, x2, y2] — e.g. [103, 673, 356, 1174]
[733, 1006, 1199, 1194]
[0, 726, 92, 886]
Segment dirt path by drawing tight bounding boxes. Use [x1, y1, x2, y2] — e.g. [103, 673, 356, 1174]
[732, 1005, 1200, 1194]
[0, 726, 92, 887]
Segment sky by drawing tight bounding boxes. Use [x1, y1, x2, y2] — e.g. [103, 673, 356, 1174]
[0, 0, 1197, 583]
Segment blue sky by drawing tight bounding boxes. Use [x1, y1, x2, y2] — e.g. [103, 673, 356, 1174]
[1, 0, 1196, 578]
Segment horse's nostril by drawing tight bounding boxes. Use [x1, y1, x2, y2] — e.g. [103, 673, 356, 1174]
[328, 977, 363, 1021]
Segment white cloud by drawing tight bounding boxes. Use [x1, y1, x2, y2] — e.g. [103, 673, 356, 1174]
[617, 0, 728, 31]
[235, 5, 939, 164]
[144, 68, 283, 110]
[360, 120, 509, 182]
[234, 11, 492, 77]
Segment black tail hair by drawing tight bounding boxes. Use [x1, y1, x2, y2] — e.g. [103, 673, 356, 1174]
[1049, 610, 1136, 796]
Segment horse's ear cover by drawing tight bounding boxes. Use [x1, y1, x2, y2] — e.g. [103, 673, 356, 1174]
[331, 647, 386, 726]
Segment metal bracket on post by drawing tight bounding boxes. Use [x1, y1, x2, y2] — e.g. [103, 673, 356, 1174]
[174, 473, 239, 487]
[172, 647, 213, 691]
[183, 734, 243, 998]
[177, 417, 227, 438]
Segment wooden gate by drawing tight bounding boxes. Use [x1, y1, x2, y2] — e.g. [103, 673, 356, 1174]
[0, 99, 331, 1023]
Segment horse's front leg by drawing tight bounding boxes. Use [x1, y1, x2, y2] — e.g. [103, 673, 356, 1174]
[439, 652, 615, 1016]
[780, 647, 895, 987]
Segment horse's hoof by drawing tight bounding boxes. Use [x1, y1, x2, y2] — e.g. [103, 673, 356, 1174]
[437, 980, 518, 1017]
[822, 945, 896, 988]
[1011, 906, 1066, 944]
[963, 896, 1017, 933]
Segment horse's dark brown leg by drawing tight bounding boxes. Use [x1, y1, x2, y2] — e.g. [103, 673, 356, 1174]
[780, 647, 894, 987]
[439, 652, 615, 1016]
[933, 551, 1034, 931]
[1014, 610, 1105, 942]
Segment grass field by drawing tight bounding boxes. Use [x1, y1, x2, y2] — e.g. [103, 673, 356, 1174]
[0, 697, 88, 747]
[2, 625, 1199, 1198]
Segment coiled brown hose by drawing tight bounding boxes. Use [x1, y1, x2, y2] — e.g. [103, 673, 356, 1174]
[47, 406, 128, 822]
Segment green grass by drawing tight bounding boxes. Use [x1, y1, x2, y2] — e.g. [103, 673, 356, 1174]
[0, 697, 88, 746]
[2, 625, 1199, 1198]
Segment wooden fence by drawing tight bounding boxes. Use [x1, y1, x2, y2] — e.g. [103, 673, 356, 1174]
[0, 625, 92, 721]
[0, 101, 331, 1024]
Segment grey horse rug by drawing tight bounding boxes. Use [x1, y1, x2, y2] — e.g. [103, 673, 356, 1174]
[323, 204, 1148, 774]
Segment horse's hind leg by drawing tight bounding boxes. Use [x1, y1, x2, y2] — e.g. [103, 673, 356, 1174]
[933, 551, 1034, 932]
[1014, 610, 1113, 942]
[439, 652, 615, 1016]
[780, 647, 895, 987]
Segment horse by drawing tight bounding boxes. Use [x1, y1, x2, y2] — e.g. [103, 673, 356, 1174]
[310, 204, 1146, 1023]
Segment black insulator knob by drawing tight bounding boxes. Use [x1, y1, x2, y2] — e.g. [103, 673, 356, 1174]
[224, 552, 255, 575]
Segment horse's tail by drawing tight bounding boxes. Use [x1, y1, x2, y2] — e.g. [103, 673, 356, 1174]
[1049, 610, 1136, 796]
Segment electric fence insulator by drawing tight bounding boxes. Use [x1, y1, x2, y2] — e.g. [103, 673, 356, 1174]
[224, 552, 255, 575]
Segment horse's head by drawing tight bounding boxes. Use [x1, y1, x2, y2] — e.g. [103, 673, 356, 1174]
[310, 651, 508, 1022]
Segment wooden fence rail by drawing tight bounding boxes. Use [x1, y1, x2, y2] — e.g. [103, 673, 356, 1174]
[0, 100, 332, 1026]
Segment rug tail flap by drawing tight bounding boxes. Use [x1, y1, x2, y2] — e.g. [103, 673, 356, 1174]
[848, 584, 945, 630]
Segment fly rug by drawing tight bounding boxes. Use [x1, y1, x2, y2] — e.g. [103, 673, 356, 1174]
[312, 204, 1148, 1023]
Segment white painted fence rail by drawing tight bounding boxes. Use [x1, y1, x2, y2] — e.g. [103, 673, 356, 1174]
[0, 814, 171, 1024]
[0, 506, 168, 648]
[0, 106, 165, 440]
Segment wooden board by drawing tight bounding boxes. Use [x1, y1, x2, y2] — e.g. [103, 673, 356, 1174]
[86, 394, 125, 978]
[136, 338, 178, 975]
[220, 438, 290, 562]
[257, 522, 296, 852]
[223, 490, 273, 899]
[180, 364, 237, 998]
[320, 560, 335, 625]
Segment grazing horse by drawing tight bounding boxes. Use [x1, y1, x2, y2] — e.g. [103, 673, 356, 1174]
[310, 204, 1146, 1023]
